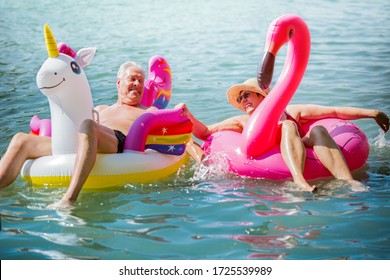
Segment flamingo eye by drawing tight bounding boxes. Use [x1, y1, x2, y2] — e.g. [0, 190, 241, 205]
[289, 29, 294, 38]
[70, 61, 81, 74]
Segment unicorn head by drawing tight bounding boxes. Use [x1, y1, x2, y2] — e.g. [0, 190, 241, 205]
[36, 24, 96, 154]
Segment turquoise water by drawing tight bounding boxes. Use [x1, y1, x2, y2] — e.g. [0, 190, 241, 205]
[0, 0, 389, 260]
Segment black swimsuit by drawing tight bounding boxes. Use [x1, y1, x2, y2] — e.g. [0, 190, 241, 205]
[113, 130, 126, 153]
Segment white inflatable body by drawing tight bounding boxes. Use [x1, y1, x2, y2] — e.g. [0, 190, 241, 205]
[20, 25, 192, 189]
[21, 151, 188, 189]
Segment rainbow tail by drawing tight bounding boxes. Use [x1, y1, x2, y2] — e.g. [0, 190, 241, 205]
[124, 108, 193, 156]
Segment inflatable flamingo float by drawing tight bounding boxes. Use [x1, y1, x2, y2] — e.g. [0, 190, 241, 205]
[20, 24, 192, 188]
[203, 14, 369, 180]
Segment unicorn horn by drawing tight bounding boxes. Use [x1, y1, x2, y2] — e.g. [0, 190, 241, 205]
[44, 24, 59, 58]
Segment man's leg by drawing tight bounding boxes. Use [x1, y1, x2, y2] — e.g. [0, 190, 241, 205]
[0, 133, 51, 188]
[280, 120, 316, 192]
[48, 120, 118, 208]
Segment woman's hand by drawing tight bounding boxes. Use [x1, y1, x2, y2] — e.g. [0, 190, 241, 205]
[374, 111, 389, 132]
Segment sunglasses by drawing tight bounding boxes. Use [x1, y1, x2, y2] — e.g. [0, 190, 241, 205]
[237, 91, 256, 104]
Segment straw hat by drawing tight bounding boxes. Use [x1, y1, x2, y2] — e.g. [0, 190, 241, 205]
[226, 78, 269, 111]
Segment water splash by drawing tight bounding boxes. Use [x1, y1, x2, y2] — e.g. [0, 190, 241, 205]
[192, 151, 230, 181]
[371, 130, 390, 149]
[367, 130, 390, 179]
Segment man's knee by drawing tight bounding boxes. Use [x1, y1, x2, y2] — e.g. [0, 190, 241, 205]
[79, 119, 97, 134]
[10, 132, 31, 149]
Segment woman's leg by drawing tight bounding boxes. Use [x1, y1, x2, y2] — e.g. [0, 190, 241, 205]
[186, 138, 205, 163]
[280, 120, 316, 192]
[303, 125, 364, 190]
[303, 126, 354, 180]
[0, 133, 51, 188]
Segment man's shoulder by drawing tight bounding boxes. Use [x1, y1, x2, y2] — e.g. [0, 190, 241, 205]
[94, 104, 110, 113]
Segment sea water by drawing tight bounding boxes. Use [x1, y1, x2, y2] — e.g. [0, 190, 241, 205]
[0, 0, 389, 260]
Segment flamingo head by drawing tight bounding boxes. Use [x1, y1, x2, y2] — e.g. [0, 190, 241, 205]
[257, 14, 310, 91]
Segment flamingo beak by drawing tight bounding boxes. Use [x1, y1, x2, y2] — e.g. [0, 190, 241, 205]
[257, 51, 275, 91]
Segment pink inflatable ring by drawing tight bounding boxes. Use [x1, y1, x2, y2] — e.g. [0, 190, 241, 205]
[203, 14, 369, 180]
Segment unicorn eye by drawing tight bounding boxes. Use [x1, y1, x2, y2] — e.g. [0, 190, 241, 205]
[70, 61, 81, 74]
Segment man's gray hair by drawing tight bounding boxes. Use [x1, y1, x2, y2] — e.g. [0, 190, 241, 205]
[117, 61, 145, 80]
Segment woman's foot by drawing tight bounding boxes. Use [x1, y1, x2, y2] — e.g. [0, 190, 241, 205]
[347, 179, 367, 192]
[294, 179, 317, 192]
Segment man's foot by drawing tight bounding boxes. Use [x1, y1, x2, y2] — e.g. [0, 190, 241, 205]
[47, 198, 75, 210]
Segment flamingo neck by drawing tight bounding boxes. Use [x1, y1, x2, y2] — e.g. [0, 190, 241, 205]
[242, 15, 310, 158]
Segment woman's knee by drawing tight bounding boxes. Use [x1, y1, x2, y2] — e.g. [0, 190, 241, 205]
[306, 125, 340, 148]
[310, 125, 330, 140]
[282, 120, 299, 135]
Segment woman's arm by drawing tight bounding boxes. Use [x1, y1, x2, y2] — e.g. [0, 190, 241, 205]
[175, 103, 246, 140]
[287, 104, 389, 132]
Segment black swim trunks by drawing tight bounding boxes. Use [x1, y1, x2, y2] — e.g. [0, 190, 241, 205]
[113, 130, 126, 153]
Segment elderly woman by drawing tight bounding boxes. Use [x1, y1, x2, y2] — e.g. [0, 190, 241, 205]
[177, 78, 389, 191]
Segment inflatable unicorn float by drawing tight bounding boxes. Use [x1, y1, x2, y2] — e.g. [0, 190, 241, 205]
[203, 14, 369, 180]
[21, 24, 192, 189]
